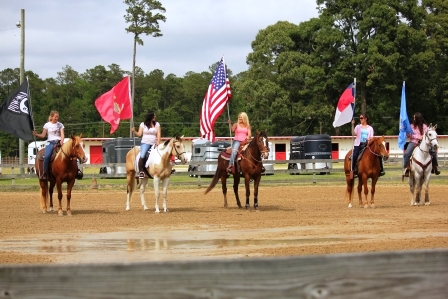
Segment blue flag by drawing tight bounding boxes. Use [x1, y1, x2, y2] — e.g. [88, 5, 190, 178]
[398, 81, 412, 150]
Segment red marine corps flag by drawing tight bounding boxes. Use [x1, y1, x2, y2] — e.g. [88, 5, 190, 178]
[200, 57, 232, 141]
[94, 76, 132, 134]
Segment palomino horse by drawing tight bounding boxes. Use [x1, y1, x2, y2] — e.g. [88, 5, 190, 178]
[205, 130, 270, 210]
[125, 135, 187, 212]
[344, 136, 389, 208]
[35, 134, 87, 215]
[408, 124, 438, 206]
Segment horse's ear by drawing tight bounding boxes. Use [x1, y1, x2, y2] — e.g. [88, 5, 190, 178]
[256, 130, 260, 135]
[79, 133, 82, 139]
[180, 135, 184, 140]
[433, 124, 437, 130]
[70, 135, 75, 140]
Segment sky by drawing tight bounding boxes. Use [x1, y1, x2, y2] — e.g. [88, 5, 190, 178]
[1, 0, 319, 80]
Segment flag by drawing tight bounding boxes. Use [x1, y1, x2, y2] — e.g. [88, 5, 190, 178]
[333, 82, 356, 128]
[398, 81, 412, 150]
[200, 57, 232, 142]
[95, 76, 132, 134]
[0, 79, 34, 141]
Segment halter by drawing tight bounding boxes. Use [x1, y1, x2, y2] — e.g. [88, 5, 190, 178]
[155, 138, 186, 162]
[367, 139, 386, 158]
[60, 139, 84, 161]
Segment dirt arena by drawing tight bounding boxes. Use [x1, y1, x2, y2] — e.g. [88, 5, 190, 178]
[1, 183, 448, 264]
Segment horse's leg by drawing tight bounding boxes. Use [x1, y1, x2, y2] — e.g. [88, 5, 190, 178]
[415, 175, 423, 206]
[49, 180, 56, 212]
[252, 175, 261, 210]
[161, 178, 170, 212]
[153, 177, 161, 213]
[233, 173, 242, 209]
[139, 177, 149, 210]
[243, 175, 251, 210]
[56, 181, 64, 216]
[424, 174, 431, 206]
[409, 172, 416, 206]
[357, 178, 364, 207]
[362, 178, 369, 208]
[65, 180, 76, 216]
[370, 177, 379, 208]
[345, 173, 354, 208]
[220, 173, 229, 208]
[39, 180, 48, 213]
[126, 173, 135, 211]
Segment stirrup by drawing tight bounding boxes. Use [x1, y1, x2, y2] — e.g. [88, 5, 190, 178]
[379, 171, 385, 177]
[404, 169, 410, 177]
[227, 166, 233, 174]
[434, 166, 440, 175]
[76, 170, 83, 180]
[138, 171, 145, 179]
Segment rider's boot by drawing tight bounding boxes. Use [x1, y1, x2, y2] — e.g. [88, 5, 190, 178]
[433, 161, 441, 175]
[138, 158, 145, 179]
[76, 168, 83, 180]
[379, 157, 385, 177]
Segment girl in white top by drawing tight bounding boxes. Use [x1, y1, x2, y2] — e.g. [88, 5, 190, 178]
[33, 110, 65, 180]
[132, 111, 161, 178]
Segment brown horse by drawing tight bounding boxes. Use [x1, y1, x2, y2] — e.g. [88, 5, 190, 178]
[205, 130, 270, 210]
[344, 136, 389, 208]
[35, 135, 88, 215]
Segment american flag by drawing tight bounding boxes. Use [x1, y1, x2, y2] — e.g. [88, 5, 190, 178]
[200, 57, 232, 141]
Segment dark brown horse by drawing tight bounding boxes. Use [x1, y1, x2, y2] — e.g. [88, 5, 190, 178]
[205, 130, 270, 210]
[344, 136, 389, 208]
[35, 134, 88, 215]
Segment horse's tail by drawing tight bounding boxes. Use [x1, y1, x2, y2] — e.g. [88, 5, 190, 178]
[204, 165, 221, 195]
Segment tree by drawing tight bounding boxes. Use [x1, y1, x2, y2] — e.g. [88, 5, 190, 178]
[124, 0, 167, 135]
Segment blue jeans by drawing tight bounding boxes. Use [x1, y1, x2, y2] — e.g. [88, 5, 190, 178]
[403, 142, 416, 168]
[43, 141, 58, 173]
[352, 143, 366, 170]
[140, 143, 153, 160]
[229, 140, 241, 167]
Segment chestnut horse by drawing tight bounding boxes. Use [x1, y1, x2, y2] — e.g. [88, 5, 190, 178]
[35, 134, 87, 215]
[344, 136, 389, 208]
[205, 130, 270, 210]
[408, 124, 438, 206]
[125, 136, 187, 212]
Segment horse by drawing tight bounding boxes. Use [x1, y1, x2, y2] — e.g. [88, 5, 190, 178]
[344, 136, 389, 208]
[407, 124, 438, 206]
[205, 130, 270, 210]
[125, 135, 187, 212]
[35, 134, 88, 215]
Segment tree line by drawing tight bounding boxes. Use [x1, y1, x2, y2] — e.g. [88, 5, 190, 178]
[1, 0, 447, 157]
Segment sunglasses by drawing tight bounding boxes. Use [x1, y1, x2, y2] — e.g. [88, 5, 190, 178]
[359, 117, 365, 119]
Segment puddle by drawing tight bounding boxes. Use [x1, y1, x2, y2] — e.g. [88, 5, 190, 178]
[0, 228, 349, 264]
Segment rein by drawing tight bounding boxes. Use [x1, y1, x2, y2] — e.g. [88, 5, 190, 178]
[367, 142, 384, 157]
[59, 141, 79, 161]
[241, 137, 269, 169]
[155, 139, 185, 162]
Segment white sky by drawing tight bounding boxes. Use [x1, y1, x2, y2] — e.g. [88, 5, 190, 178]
[1, 0, 319, 79]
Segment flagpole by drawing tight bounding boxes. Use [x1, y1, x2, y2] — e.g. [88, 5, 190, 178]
[222, 55, 233, 146]
[27, 76, 41, 175]
[350, 78, 356, 179]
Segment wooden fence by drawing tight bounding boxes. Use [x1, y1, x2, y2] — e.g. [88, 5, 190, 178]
[0, 249, 447, 298]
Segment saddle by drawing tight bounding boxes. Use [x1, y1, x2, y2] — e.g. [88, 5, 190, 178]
[221, 141, 248, 160]
[36, 143, 61, 162]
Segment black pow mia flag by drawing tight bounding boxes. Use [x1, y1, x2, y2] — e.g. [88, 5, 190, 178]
[0, 80, 34, 141]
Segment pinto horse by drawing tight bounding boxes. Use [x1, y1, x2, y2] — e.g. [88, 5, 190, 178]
[35, 134, 87, 215]
[408, 124, 438, 206]
[344, 136, 389, 208]
[125, 135, 187, 212]
[205, 130, 270, 210]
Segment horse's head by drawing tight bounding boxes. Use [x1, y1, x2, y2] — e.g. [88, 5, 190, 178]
[69, 134, 88, 163]
[425, 124, 438, 150]
[368, 136, 389, 161]
[171, 135, 187, 164]
[255, 130, 270, 159]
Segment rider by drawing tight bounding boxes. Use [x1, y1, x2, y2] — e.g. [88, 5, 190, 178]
[131, 111, 161, 178]
[32, 111, 64, 181]
[227, 112, 252, 174]
[351, 114, 385, 177]
[403, 112, 440, 177]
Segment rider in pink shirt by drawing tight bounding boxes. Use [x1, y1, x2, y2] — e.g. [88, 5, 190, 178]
[227, 112, 252, 174]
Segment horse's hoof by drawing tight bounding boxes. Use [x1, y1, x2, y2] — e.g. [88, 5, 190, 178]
[370, 204, 375, 208]
[126, 206, 130, 211]
[425, 202, 431, 206]
[143, 206, 149, 210]
[67, 211, 72, 216]
[58, 211, 63, 216]
[348, 203, 352, 208]
[49, 207, 54, 212]
[42, 210, 47, 214]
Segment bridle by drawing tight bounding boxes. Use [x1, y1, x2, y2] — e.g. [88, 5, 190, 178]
[60, 138, 84, 161]
[245, 134, 270, 163]
[155, 138, 185, 162]
[418, 128, 437, 153]
[367, 139, 386, 158]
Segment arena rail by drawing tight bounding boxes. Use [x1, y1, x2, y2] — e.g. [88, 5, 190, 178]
[0, 249, 447, 298]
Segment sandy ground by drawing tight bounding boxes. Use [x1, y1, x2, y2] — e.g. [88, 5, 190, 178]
[1, 183, 448, 264]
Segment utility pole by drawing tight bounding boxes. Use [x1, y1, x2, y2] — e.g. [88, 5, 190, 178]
[18, 9, 25, 175]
